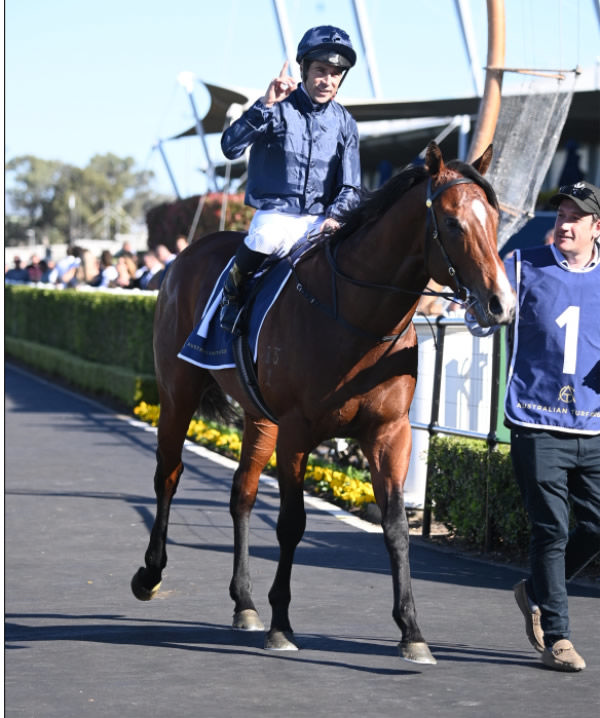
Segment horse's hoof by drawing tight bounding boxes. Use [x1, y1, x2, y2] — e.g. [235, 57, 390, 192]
[265, 629, 298, 651]
[232, 609, 265, 631]
[131, 568, 161, 601]
[399, 641, 437, 664]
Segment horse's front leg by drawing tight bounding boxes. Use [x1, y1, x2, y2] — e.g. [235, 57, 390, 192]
[265, 446, 308, 651]
[229, 416, 277, 631]
[361, 419, 437, 665]
[131, 450, 183, 600]
[131, 373, 200, 601]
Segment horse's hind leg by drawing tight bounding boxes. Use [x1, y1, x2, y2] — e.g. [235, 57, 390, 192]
[229, 415, 278, 631]
[361, 421, 436, 664]
[131, 366, 205, 601]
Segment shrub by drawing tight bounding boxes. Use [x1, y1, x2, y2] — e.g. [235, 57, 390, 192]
[427, 435, 530, 554]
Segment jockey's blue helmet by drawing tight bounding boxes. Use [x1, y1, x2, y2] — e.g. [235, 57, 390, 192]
[296, 25, 356, 69]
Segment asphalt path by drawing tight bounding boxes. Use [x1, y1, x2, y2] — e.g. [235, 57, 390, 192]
[5, 362, 600, 717]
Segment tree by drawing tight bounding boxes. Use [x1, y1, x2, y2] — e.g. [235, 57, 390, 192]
[5, 153, 161, 244]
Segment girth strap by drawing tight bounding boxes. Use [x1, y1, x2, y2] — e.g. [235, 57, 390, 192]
[232, 332, 278, 424]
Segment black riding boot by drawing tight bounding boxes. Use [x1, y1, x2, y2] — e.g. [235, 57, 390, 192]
[220, 243, 268, 333]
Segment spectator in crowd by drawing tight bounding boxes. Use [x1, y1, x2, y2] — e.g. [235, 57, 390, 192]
[175, 235, 189, 253]
[78, 249, 101, 286]
[115, 240, 135, 259]
[40, 259, 54, 283]
[25, 254, 44, 283]
[136, 250, 164, 290]
[156, 244, 177, 269]
[154, 244, 177, 287]
[94, 250, 119, 288]
[5, 256, 30, 283]
[115, 254, 138, 289]
[47, 245, 82, 287]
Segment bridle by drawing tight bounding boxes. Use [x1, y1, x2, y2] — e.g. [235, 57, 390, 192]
[291, 174, 481, 342]
[424, 176, 474, 302]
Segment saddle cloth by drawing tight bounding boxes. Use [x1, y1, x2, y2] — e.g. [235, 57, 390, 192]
[177, 256, 293, 370]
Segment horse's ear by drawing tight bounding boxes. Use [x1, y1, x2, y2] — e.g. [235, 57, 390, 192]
[424, 142, 444, 177]
[471, 144, 493, 176]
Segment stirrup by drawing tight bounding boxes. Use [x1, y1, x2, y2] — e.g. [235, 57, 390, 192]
[220, 300, 241, 334]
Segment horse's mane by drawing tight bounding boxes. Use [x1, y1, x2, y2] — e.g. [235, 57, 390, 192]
[327, 158, 499, 246]
[330, 163, 429, 244]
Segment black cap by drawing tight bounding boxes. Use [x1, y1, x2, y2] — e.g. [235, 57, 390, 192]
[550, 181, 600, 215]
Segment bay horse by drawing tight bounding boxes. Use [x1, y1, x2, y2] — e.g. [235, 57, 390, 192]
[131, 142, 515, 664]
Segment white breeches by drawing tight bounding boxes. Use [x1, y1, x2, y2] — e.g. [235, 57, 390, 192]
[244, 210, 325, 256]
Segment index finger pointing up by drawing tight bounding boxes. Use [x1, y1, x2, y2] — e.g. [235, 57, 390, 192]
[279, 61, 289, 78]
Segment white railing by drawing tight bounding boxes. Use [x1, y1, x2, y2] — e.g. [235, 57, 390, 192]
[405, 316, 506, 508]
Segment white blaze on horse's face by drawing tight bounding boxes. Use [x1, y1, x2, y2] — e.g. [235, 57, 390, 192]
[468, 197, 515, 326]
[472, 198, 489, 236]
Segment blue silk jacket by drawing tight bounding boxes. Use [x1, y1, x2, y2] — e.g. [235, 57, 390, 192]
[220, 85, 361, 220]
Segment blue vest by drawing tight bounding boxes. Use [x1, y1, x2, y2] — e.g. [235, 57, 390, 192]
[505, 247, 600, 435]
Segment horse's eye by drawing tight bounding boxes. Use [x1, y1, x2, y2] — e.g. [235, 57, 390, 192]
[445, 216, 463, 234]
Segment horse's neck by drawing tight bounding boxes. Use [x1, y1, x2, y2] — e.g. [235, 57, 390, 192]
[343, 200, 429, 289]
[334, 202, 430, 334]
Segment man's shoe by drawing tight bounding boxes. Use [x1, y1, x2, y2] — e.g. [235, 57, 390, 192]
[513, 579, 544, 653]
[541, 639, 586, 672]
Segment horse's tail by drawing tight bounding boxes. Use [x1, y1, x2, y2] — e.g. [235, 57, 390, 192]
[199, 374, 239, 425]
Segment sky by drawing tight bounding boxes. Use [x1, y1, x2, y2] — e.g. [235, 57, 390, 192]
[5, 0, 600, 200]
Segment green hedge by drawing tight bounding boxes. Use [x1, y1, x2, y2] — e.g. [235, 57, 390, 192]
[426, 436, 530, 555]
[5, 285, 158, 406]
[5, 285, 156, 373]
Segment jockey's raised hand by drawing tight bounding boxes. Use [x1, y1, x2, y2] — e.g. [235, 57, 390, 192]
[262, 61, 297, 107]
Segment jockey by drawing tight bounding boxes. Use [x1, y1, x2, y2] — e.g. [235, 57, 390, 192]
[219, 25, 361, 333]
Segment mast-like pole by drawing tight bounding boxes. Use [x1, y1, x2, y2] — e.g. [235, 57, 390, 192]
[154, 140, 181, 199]
[466, 0, 505, 161]
[351, 0, 383, 98]
[272, 0, 299, 79]
[454, 0, 484, 97]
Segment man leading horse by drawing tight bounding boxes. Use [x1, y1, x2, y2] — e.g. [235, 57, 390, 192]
[219, 25, 361, 333]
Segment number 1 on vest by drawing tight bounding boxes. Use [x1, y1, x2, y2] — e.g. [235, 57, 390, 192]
[556, 305, 580, 375]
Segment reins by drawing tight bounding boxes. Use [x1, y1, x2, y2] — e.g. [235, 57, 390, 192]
[291, 174, 477, 342]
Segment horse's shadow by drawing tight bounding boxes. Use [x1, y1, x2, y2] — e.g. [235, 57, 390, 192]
[4, 612, 536, 672]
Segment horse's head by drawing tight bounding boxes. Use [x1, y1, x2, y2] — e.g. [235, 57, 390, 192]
[423, 142, 515, 327]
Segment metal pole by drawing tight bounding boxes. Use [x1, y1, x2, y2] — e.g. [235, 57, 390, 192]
[487, 328, 503, 449]
[351, 0, 383, 97]
[155, 140, 181, 199]
[271, 0, 299, 79]
[453, 0, 484, 96]
[219, 161, 232, 232]
[422, 319, 447, 537]
[187, 89, 218, 192]
[177, 72, 218, 192]
[458, 115, 471, 160]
